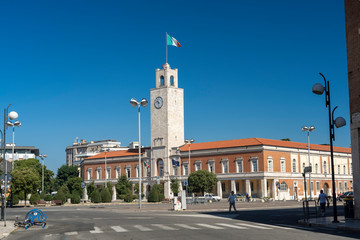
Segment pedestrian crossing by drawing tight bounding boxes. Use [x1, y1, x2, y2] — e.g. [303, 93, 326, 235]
[51, 222, 297, 236]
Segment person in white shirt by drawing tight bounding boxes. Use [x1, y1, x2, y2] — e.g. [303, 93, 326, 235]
[317, 190, 329, 217]
[228, 191, 237, 213]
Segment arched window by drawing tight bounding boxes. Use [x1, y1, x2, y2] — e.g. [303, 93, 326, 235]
[315, 163, 318, 173]
[280, 158, 286, 172]
[323, 161, 327, 173]
[160, 76, 165, 86]
[280, 182, 288, 191]
[343, 165, 346, 174]
[338, 165, 340, 174]
[302, 163, 306, 172]
[268, 159, 273, 172]
[170, 76, 174, 86]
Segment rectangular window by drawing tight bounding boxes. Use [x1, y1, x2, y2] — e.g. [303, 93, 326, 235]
[106, 168, 111, 179]
[115, 167, 120, 179]
[251, 160, 258, 172]
[316, 182, 320, 191]
[208, 162, 214, 173]
[173, 166, 177, 175]
[183, 165, 188, 176]
[339, 182, 342, 192]
[268, 160, 273, 172]
[280, 158, 286, 172]
[292, 159, 297, 173]
[87, 169, 92, 180]
[344, 182, 348, 191]
[96, 168, 101, 180]
[237, 161, 243, 173]
[221, 183, 225, 191]
[195, 162, 201, 171]
[310, 182, 314, 192]
[222, 161, 228, 173]
[236, 182, 239, 191]
[126, 168, 131, 178]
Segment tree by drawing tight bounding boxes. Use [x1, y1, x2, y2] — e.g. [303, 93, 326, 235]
[56, 165, 79, 187]
[134, 183, 144, 199]
[148, 184, 164, 202]
[115, 174, 132, 199]
[170, 178, 180, 196]
[188, 170, 218, 196]
[11, 167, 41, 206]
[12, 158, 54, 193]
[87, 181, 95, 197]
[66, 177, 83, 196]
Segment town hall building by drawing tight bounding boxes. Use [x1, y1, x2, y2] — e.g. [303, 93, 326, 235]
[80, 63, 353, 201]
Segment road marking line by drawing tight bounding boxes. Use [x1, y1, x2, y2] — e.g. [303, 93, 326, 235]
[236, 223, 271, 229]
[276, 224, 315, 231]
[133, 225, 152, 231]
[151, 224, 178, 230]
[196, 223, 224, 229]
[216, 223, 248, 229]
[254, 223, 293, 230]
[64, 232, 78, 235]
[111, 226, 128, 232]
[90, 227, 104, 234]
[174, 224, 201, 230]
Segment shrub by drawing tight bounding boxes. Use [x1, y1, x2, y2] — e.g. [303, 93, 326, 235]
[100, 188, 112, 203]
[30, 192, 41, 205]
[91, 189, 101, 203]
[40, 192, 46, 200]
[124, 194, 137, 202]
[44, 194, 53, 201]
[87, 181, 95, 197]
[53, 191, 66, 204]
[71, 193, 81, 204]
[12, 195, 19, 205]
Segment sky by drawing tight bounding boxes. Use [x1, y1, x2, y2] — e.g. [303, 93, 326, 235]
[0, 0, 351, 174]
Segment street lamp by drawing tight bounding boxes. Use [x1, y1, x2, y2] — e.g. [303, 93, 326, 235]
[102, 148, 110, 188]
[1, 104, 12, 226]
[6, 119, 21, 171]
[312, 73, 346, 223]
[39, 154, 47, 194]
[302, 126, 315, 200]
[130, 98, 148, 209]
[184, 139, 195, 175]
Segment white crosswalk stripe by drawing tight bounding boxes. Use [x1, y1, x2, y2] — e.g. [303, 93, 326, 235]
[133, 225, 152, 231]
[90, 226, 104, 233]
[216, 223, 248, 229]
[236, 223, 271, 229]
[64, 232, 78, 235]
[174, 224, 201, 230]
[253, 223, 293, 230]
[151, 224, 178, 230]
[196, 223, 225, 229]
[111, 226, 129, 232]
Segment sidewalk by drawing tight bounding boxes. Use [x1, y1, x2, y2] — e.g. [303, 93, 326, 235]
[0, 221, 15, 239]
[299, 216, 360, 233]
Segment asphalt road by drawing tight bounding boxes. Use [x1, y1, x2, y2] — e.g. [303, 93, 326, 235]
[4, 201, 360, 240]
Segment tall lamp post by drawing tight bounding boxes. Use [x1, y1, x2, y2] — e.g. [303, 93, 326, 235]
[302, 126, 315, 200]
[312, 73, 346, 223]
[184, 139, 195, 175]
[103, 148, 109, 188]
[1, 104, 14, 226]
[130, 98, 148, 209]
[6, 119, 21, 171]
[39, 154, 47, 194]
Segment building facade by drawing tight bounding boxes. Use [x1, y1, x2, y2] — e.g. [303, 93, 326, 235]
[80, 62, 353, 200]
[65, 138, 128, 166]
[344, 0, 360, 219]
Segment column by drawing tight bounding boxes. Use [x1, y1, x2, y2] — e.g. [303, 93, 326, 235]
[231, 180, 236, 193]
[164, 179, 170, 199]
[261, 179, 267, 198]
[112, 185, 116, 201]
[217, 181, 222, 199]
[273, 179, 278, 200]
[246, 180, 251, 196]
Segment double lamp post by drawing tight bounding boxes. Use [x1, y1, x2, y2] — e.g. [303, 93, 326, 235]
[312, 73, 346, 223]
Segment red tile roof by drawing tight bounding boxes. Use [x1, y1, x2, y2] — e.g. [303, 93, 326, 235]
[86, 150, 139, 160]
[179, 138, 351, 154]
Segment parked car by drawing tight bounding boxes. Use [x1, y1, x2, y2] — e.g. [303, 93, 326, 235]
[338, 191, 354, 201]
[204, 193, 221, 202]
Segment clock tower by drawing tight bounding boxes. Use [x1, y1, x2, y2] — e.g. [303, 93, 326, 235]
[150, 63, 184, 197]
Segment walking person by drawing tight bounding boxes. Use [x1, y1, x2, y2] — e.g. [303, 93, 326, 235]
[317, 190, 329, 217]
[228, 191, 237, 213]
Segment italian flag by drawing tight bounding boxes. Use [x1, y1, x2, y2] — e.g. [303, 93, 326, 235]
[167, 34, 181, 47]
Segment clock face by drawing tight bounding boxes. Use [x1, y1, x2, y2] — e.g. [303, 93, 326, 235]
[154, 96, 163, 109]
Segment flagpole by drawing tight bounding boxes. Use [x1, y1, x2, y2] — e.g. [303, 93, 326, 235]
[166, 32, 168, 63]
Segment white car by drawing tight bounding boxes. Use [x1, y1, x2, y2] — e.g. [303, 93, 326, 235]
[204, 193, 221, 202]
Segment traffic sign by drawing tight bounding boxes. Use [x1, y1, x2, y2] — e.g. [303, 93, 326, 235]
[81, 182, 86, 189]
[184, 181, 188, 186]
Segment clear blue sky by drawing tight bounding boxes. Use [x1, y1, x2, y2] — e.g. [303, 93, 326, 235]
[0, 0, 350, 174]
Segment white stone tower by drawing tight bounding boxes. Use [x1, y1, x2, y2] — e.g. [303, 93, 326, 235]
[150, 63, 184, 198]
